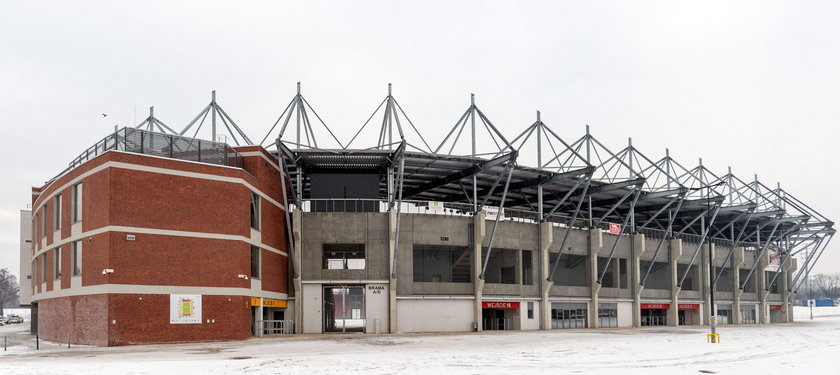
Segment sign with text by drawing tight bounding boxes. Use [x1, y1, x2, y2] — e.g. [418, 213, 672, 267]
[640, 303, 670, 309]
[170, 294, 202, 324]
[250, 298, 288, 308]
[608, 224, 622, 235]
[482, 301, 520, 309]
[678, 304, 700, 310]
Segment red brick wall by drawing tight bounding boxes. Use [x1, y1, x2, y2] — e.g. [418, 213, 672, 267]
[261, 249, 288, 294]
[108, 168, 250, 236]
[107, 232, 252, 288]
[38, 294, 109, 346]
[108, 294, 251, 345]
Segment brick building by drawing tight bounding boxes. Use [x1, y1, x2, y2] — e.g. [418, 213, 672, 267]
[28, 130, 291, 345]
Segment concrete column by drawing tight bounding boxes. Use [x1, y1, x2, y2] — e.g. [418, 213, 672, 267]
[668, 239, 682, 326]
[473, 214, 486, 332]
[631, 234, 645, 327]
[757, 251, 769, 324]
[781, 258, 795, 323]
[732, 247, 744, 324]
[539, 221, 554, 330]
[292, 209, 303, 334]
[701, 243, 715, 326]
[588, 229, 603, 328]
[388, 209, 398, 333]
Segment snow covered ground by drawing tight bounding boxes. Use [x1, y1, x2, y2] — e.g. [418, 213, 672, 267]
[1, 306, 838, 374]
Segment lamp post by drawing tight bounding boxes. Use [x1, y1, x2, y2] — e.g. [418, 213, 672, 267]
[707, 188, 716, 337]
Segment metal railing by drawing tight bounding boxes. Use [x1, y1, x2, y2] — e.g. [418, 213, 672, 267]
[49, 127, 244, 183]
[641, 316, 667, 326]
[297, 198, 580, 227]
[482, 318, 511, 331]
[255, 319, 295, 336]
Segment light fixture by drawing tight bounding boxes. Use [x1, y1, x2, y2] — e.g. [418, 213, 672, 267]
[102, 269, 114, 274]
[237, 274, 249, 279]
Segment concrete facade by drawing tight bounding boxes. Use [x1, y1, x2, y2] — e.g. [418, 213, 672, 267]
[295, 209, 798, 334]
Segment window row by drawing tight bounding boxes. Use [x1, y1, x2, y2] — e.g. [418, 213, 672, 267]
[32, 242, 83, 285]
[34, 183, 83, 241]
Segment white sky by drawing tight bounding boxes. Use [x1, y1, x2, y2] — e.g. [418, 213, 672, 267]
[1, 1, 838, 282]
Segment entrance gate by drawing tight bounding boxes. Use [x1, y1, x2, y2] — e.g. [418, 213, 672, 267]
[324, 285, 366, 333]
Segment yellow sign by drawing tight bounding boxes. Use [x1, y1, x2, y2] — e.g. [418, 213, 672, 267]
[250, 298, 288, 308]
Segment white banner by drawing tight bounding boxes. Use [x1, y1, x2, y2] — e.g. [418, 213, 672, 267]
[481, 206, 504, 221]
[170, 294, 202, 324]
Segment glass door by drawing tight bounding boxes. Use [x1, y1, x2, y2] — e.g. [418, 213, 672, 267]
[323, 285, 366, 333]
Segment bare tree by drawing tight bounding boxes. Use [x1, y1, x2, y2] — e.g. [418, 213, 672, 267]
[0, 268, 20, 316]
[812, 273, 840, 301]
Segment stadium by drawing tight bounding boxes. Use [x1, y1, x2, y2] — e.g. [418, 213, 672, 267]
[25, 84, 834, 345]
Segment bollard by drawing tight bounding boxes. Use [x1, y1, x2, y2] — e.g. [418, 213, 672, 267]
[36, 334, 39, 350]
[706, 333, 721, 343]
[4, 336, 6, 351]
[68, 333, 71, 349]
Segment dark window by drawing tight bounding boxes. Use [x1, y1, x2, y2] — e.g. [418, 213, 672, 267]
[715, 267, 732, 291]
[250, 246, 260, 278]
[413, 245, 470, 282]
[323, 244, 365, 270]
[550, 254, 588, 287]
[522, 250, 533, 285]
[766, 271, 779, 293]
[678, 264, 697, 290]
[598, 256, 616, 288]
[41, 205, 47, 238]
[250, 192, 260, 230]
[72, 183, 83, 223]
[41, 254, 46, 283]
[54, 247, 61, 279]
[483, 248, 518, 284]
[639, 260, 669, 289]
[54, 195, 62, 230]
[739, 269, 755, 292]
[619, 258, 628, 289]
[527, 302, 534, 319]
[72, 241, 82, 276]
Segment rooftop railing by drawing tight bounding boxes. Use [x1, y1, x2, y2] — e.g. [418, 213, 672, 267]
[49, 127, 243, 183]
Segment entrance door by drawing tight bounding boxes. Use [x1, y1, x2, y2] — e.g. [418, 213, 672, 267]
[324, 285, 366, 333]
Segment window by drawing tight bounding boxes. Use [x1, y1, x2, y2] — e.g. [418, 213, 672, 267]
[250, 246, 260, 278]
[35, 213, 40, 240]
[250, 192, 260, 230]
[32, 259, 37, 286]
[550, 254, 589, 286]
[41, 205, 47, 238]
[527, 302, 534, 319]
[41, 254, 46, 283]
[72, 241, 82, 276]
[73, 183, 83, 223]
[323, 244, 365, 270]
[483, 248, 519, 284]
[679, 264, 697, 291]
[413, 245, 471, 283]
[522, 250, 533, 285]
[54, 247, 61, 279]
[54, 195, 62, 230]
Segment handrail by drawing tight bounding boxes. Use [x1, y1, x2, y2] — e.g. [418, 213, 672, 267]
[48, 127, 243, 183]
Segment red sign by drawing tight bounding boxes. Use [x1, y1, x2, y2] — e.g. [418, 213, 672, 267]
[678, 304, 699, 310]
[769, 305, 783, 310]
[640, 303, 670, 309]
[482, 301, 520, 309]
[609, 224, 621, 234]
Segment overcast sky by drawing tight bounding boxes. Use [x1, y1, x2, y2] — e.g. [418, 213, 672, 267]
[1, 1, 838, 283]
